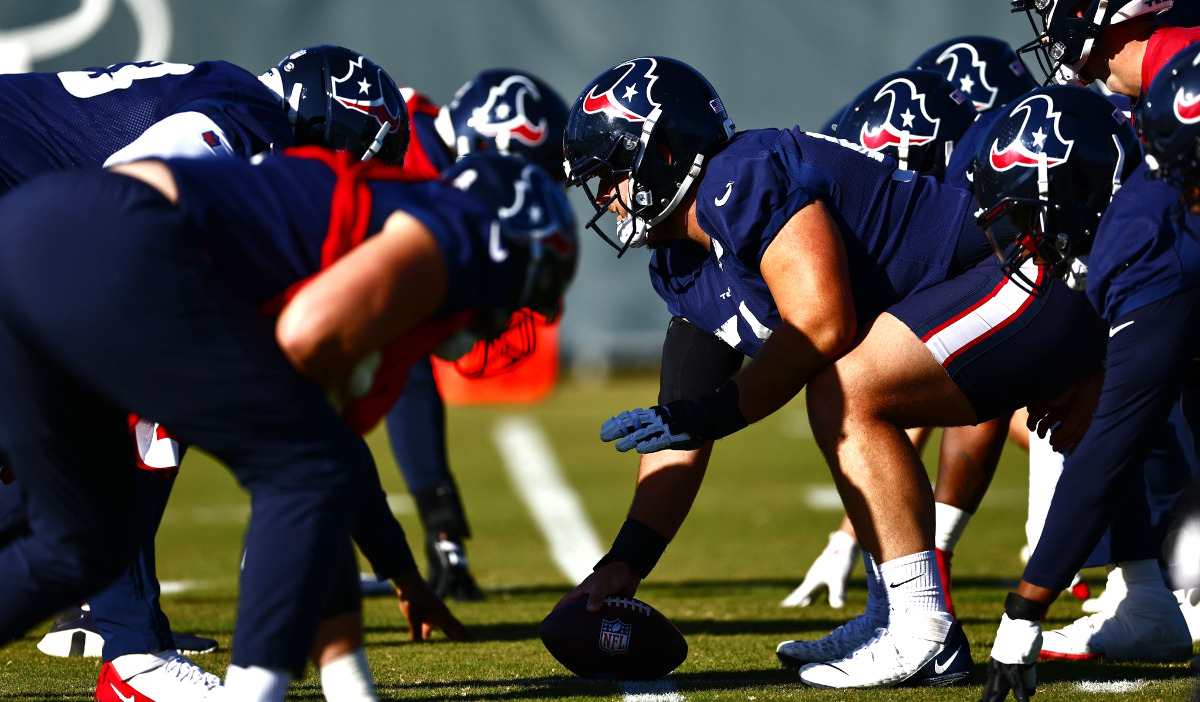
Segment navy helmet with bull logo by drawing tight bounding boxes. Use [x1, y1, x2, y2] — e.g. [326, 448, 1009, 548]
[909, 35, 1037, 113]
[972, 85, 1141, 294]
[435, 68, 569, 182]
[563, 56, 736, 256]
[836, 69, 976, 179]
[259, 45, 409, 164]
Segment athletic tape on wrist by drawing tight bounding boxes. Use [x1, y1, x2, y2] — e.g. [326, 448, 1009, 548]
[594, 518, 669, 578]
[671, 379, 748, 441]
[1004, 591, 1049, 622]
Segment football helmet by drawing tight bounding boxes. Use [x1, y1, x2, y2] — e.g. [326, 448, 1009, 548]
[564, 56, 736, 257]
[972, 85, 1141, 294]
[1141, 43, 1200, 205]
[837, 69, 977, 179]
[259, 45, 409, 163]
[909, 36, 1037, 112]
[434, 69, 569, 181]
[443, 152, 578, 345]
[1011, 0, 1173, 86]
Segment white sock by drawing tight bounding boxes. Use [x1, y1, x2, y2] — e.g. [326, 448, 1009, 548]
[320, 648, 377, 702]
[934, 502, 971, 553]
[225, 664, 291, 702]
[862, 551, 889, 623]
[880, 550, 948, 616]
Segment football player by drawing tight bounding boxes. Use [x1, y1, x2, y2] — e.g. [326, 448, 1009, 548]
[1012, 0, 1200, 660]
[377, 68, 569, 602]
[784, 38, 1043, 620]
[557, 56, 1115, 688]
[0, 45, 455, 702]
[0, 150, 577, 702]
[979, 45, 1200, 701]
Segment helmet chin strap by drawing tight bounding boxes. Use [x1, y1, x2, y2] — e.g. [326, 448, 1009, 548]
[898, 130, 912, 171]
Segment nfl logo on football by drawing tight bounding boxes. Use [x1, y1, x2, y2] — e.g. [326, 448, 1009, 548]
[599, 618, 631, 655]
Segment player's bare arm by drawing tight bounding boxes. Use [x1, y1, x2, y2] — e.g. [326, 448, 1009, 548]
[107, 159, 180, 204]
[275, 211, 448, 392]
[733, 199, 856, 422]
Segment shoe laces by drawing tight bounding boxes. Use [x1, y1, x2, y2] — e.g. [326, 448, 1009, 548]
[786, 614, 883, 657]
[162, 654, 222, 690]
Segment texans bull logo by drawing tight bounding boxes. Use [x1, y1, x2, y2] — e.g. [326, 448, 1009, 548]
[1175, 88, 1200, 124]
[988, 93, 1074, 171]
[935, 42, 1000, 111]
[466, 74, 551, 146]
[581, 57, 662, 123]
[473, 164, 574, 258]
[329, 56, 404, 136]
[859, 77, 941, 151]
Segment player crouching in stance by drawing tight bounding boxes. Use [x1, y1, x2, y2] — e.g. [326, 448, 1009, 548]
[980, 45, 1200, 702]
[558, 55, 1126, 689]
[0, 150, 576, 702]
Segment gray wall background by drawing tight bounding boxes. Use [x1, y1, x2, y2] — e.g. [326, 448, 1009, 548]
[0, 1, 1038, 373]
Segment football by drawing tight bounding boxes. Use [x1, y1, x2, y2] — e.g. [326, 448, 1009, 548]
[538, 596, 687, 679]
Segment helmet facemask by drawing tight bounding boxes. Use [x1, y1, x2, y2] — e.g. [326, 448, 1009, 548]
[1013, 0, 1175, 86]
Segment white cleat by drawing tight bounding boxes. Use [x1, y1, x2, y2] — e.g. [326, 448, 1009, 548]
[96, 651, 225, 702]
[797, 613, 953, 689]
[776, 613, 883, 667]
[1042, 562, 1191, 661]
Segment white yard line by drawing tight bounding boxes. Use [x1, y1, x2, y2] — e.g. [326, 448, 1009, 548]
[617, 680, 685, 701]
[493, 415, 605, 583]
[1073, 679, 1149, 693]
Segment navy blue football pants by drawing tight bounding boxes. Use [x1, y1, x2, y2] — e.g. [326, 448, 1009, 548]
[0, 170, 367, 675]
[1079, 394, 1199, 576]
[386, 357, 450, 495]
[1025, 289, 1200, 590]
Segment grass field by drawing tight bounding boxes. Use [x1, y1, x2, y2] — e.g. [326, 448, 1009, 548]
[2, 371, 1197, 701]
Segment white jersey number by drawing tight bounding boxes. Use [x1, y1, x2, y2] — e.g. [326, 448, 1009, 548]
[58, 61, 194, 99]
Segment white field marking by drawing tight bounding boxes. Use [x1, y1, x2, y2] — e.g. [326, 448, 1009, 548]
[1073, 679, 1149, 693]
[159, 580, 195, 595]
[493, 416, 605, 583]
[804, 485, 843, 511]
[385, 493, 415, 515]
[618, 680, 685, 702]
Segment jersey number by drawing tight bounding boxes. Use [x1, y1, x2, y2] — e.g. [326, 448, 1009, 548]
[58, 62, 194, 99]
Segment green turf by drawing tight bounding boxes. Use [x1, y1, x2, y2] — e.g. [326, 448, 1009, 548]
[2, 371, 1196, 700]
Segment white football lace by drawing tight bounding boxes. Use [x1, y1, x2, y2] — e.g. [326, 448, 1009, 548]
[164, 654, 222, 690]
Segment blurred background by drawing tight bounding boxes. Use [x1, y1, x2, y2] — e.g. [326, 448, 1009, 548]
[1, 0, 1164, 377]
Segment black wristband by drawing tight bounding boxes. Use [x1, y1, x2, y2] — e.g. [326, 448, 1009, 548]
[594, 518, 669, 579]
[1004, 591, 1049, 622]
[668, 379, 749, 442]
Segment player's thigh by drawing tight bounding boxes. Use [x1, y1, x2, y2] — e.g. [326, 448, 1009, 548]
[808, 312, 976, 432]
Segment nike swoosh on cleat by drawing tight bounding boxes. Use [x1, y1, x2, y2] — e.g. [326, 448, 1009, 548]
[1109, 320, 1134, 337]
[933, 648, 959, 674]
[110, 683, 135, 702]
[888, 575, 922, 588]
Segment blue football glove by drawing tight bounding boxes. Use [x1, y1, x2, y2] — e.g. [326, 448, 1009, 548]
[600, 406, 704, 453]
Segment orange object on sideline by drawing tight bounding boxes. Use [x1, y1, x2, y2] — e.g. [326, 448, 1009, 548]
[432, 319, 559, 405]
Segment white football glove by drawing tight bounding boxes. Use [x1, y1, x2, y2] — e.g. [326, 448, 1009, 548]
[981, 614, 1041, 702]
[781, 530, 859, 608]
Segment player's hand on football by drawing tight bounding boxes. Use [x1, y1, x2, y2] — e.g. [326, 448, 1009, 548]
[1026, 367, 1103, 454]
[980, 614, 1041, 702]
[600, 406, 703, 454]
[555, 562, 641, 614]
[394, 570, 476, 642]
[781, 530, 859, 608]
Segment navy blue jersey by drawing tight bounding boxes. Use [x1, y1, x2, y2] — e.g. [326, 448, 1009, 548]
[0, 61, 292, 191]
[650, 128, 972, 356]
[1088, 162, 1200, 323]
[166, 154, 508, 318]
